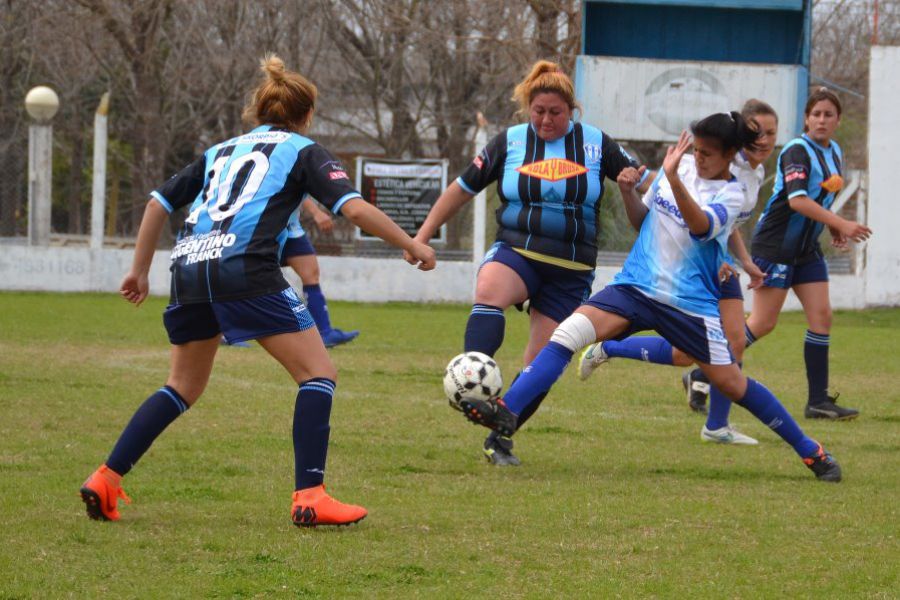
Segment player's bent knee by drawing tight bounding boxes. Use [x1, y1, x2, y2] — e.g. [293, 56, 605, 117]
[549, 313, 597, 353]
[165, 381, 204, 405]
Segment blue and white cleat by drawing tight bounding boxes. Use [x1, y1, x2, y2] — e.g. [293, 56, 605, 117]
[578, 342, 609, 381]
[322, 328, 360, 348]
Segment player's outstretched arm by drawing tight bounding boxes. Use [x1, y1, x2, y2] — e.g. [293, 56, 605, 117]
[121, 199, 169, 306]
[413, 181, 473, 244]
[340, 198, 436, 271]
[788, 195, 872, 243]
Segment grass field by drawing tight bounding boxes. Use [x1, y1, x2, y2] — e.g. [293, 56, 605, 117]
[1, 291, 898, 598]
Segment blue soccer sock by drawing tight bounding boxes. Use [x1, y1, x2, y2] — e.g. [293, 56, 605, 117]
[706, 385, 733, 430]
[736, 378, 819, 458]
[303, 284, 332, 334]
[106, 386, 189, 475]
[602, 336, 674, 365]
[294, 378, 335, 490]
[464, 304, 505, 356]
[804, 330, 830, 406]
[503, 342, 573, 416]
[744, 324, 758, 349]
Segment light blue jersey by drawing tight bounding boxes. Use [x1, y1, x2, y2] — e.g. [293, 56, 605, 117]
[611, 161, 746, 317]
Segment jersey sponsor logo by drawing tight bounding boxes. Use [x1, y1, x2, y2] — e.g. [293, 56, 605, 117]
[328, 170, 349, 180]
[652, 191, 683, 222]
[230, 131, 291, 146]
[171, 231, 237, 265]
[784, 163, 808, 183]
[473, 154, 484, 169]
[821, 174, 844, 193]
[583, 143, 602, 163]
[516, 158, 587, 182]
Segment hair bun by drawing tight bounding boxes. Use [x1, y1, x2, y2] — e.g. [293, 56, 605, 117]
[261, 53, 286, 82]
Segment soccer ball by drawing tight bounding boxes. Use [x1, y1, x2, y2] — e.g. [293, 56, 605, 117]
[443, 352, 502, 410]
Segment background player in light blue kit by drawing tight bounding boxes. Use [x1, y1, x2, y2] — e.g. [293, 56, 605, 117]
[80, 54, 436, 527]
[459, 112, 843, 482]
[281, 197, 359, 348]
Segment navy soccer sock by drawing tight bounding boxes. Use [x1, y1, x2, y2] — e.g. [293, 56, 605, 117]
[303, 284, 333, 334]
[463, 304, 505, 356]
[736, 378, 819, 458]
[294, 378, 335, 490]
[804, 330, 830, 406]
[602, 336, 673, 365]
[744, 324, 758, 349]
[106, 386, 189, 475]
[503, 342, 573, 416]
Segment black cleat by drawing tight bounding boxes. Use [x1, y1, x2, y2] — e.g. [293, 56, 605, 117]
[459, 397, 518, 436]
[682, 370, 709, 414]
[483, 431, 521, 466]
[802, 445, 842, 482]
[804, 394, 859, 421]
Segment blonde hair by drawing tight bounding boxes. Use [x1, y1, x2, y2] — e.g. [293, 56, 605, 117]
[242, 53, 317, 132]
[512, 60, 579, 118]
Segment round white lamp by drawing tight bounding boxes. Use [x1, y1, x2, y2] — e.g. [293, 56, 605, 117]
[24, 86, 60, 123]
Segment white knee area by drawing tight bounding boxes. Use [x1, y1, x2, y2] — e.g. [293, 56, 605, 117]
[550, 313, 597, 353]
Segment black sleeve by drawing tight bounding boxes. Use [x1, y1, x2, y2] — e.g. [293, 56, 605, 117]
[153, 157, 206, 212]
[780, 145, 813, 200]
[293, 144, 361, 213]
[600, 133, 640, 182]
[457, 131, 507, 194]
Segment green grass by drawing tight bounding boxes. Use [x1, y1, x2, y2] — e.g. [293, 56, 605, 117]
[0, 292, 898, 598]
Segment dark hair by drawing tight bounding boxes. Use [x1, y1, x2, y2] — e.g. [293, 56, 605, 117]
[690, 111, 760, 153]
[803, 87, 841, 132]
[741, 98, 778, 124]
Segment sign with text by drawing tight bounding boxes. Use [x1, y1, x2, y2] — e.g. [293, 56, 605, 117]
[354, 157, 448, 242]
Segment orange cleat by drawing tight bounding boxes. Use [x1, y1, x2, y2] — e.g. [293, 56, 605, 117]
[80, 464, 131, 521]
[291, 484, 367, 528]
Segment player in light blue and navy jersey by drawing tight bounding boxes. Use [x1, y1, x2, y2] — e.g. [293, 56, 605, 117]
[744, 89, 871, 420]
[408, 60, 647, 466]
[279, 199, 360, 348]
[80, 54, 436, 527]
[458, 113, 843, 482]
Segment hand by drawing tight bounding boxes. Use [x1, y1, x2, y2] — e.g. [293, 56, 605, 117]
[836, 219, 872, 243]
[662, 130, 692, 179]
[313, 211, 334, 234]
[743, 260, 765, 290]
[406, 241, 436, 271]
[718, 262, 738, 284]
[120, 270, 149, 306]
[828, 225, 849, 251]
[617, 165, 647, 193]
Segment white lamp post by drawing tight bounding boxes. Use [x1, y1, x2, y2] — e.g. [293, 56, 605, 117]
[25, 85, 59, 247]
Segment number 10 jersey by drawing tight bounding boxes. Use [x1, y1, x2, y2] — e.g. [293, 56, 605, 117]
[151, 126, 361, 304]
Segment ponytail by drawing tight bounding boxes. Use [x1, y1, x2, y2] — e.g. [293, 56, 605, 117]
[241, 53, 317, 132]
[691, 111, 761, 153]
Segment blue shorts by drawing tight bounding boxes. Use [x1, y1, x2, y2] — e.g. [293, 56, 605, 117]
[753, 255, 828, 289]
[719, 273, 743, 301]
[163, 288, 316, 345]
[480, 242, 594, 323]
[586, 284, 734, 365]
[280, 235, 316, 265]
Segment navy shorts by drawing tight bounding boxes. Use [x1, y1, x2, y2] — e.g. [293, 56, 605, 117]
[480, 242, 594, 323]
[280, 235, 316, 265]
[719, 272, 743, 301]
[586, 284, 734, 365]
[163, 288, 316, 345]
[753, 255, 828, 289]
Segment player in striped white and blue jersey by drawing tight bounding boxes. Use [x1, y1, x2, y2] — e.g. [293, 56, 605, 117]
[459, 112, 843, 482]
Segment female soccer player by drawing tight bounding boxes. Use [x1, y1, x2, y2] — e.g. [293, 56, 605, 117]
[579, 100, 779, 445]
[406, 60, 647, 465]
[281, 198, 359, 348]
[744, 88, 870, 420]
[80, 54, 436, 527]
[460, 112, 843, 482]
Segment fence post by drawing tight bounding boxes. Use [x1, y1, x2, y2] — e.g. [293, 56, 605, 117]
[472, 112, 488, 264]
[25, 86, 58, 247]
[90, 92, 110, 249]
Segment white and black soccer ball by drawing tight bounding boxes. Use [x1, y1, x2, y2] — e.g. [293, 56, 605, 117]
[443, 352, 502, 410]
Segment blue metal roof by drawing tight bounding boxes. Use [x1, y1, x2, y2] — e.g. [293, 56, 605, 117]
[584, 0, 803, 10]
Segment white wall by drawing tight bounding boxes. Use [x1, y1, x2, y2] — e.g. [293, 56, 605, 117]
[865, 46, 900, 307]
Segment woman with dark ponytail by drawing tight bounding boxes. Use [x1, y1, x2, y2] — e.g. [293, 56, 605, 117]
[745, 88, 871, 420]
[460, 112, 844, 482]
